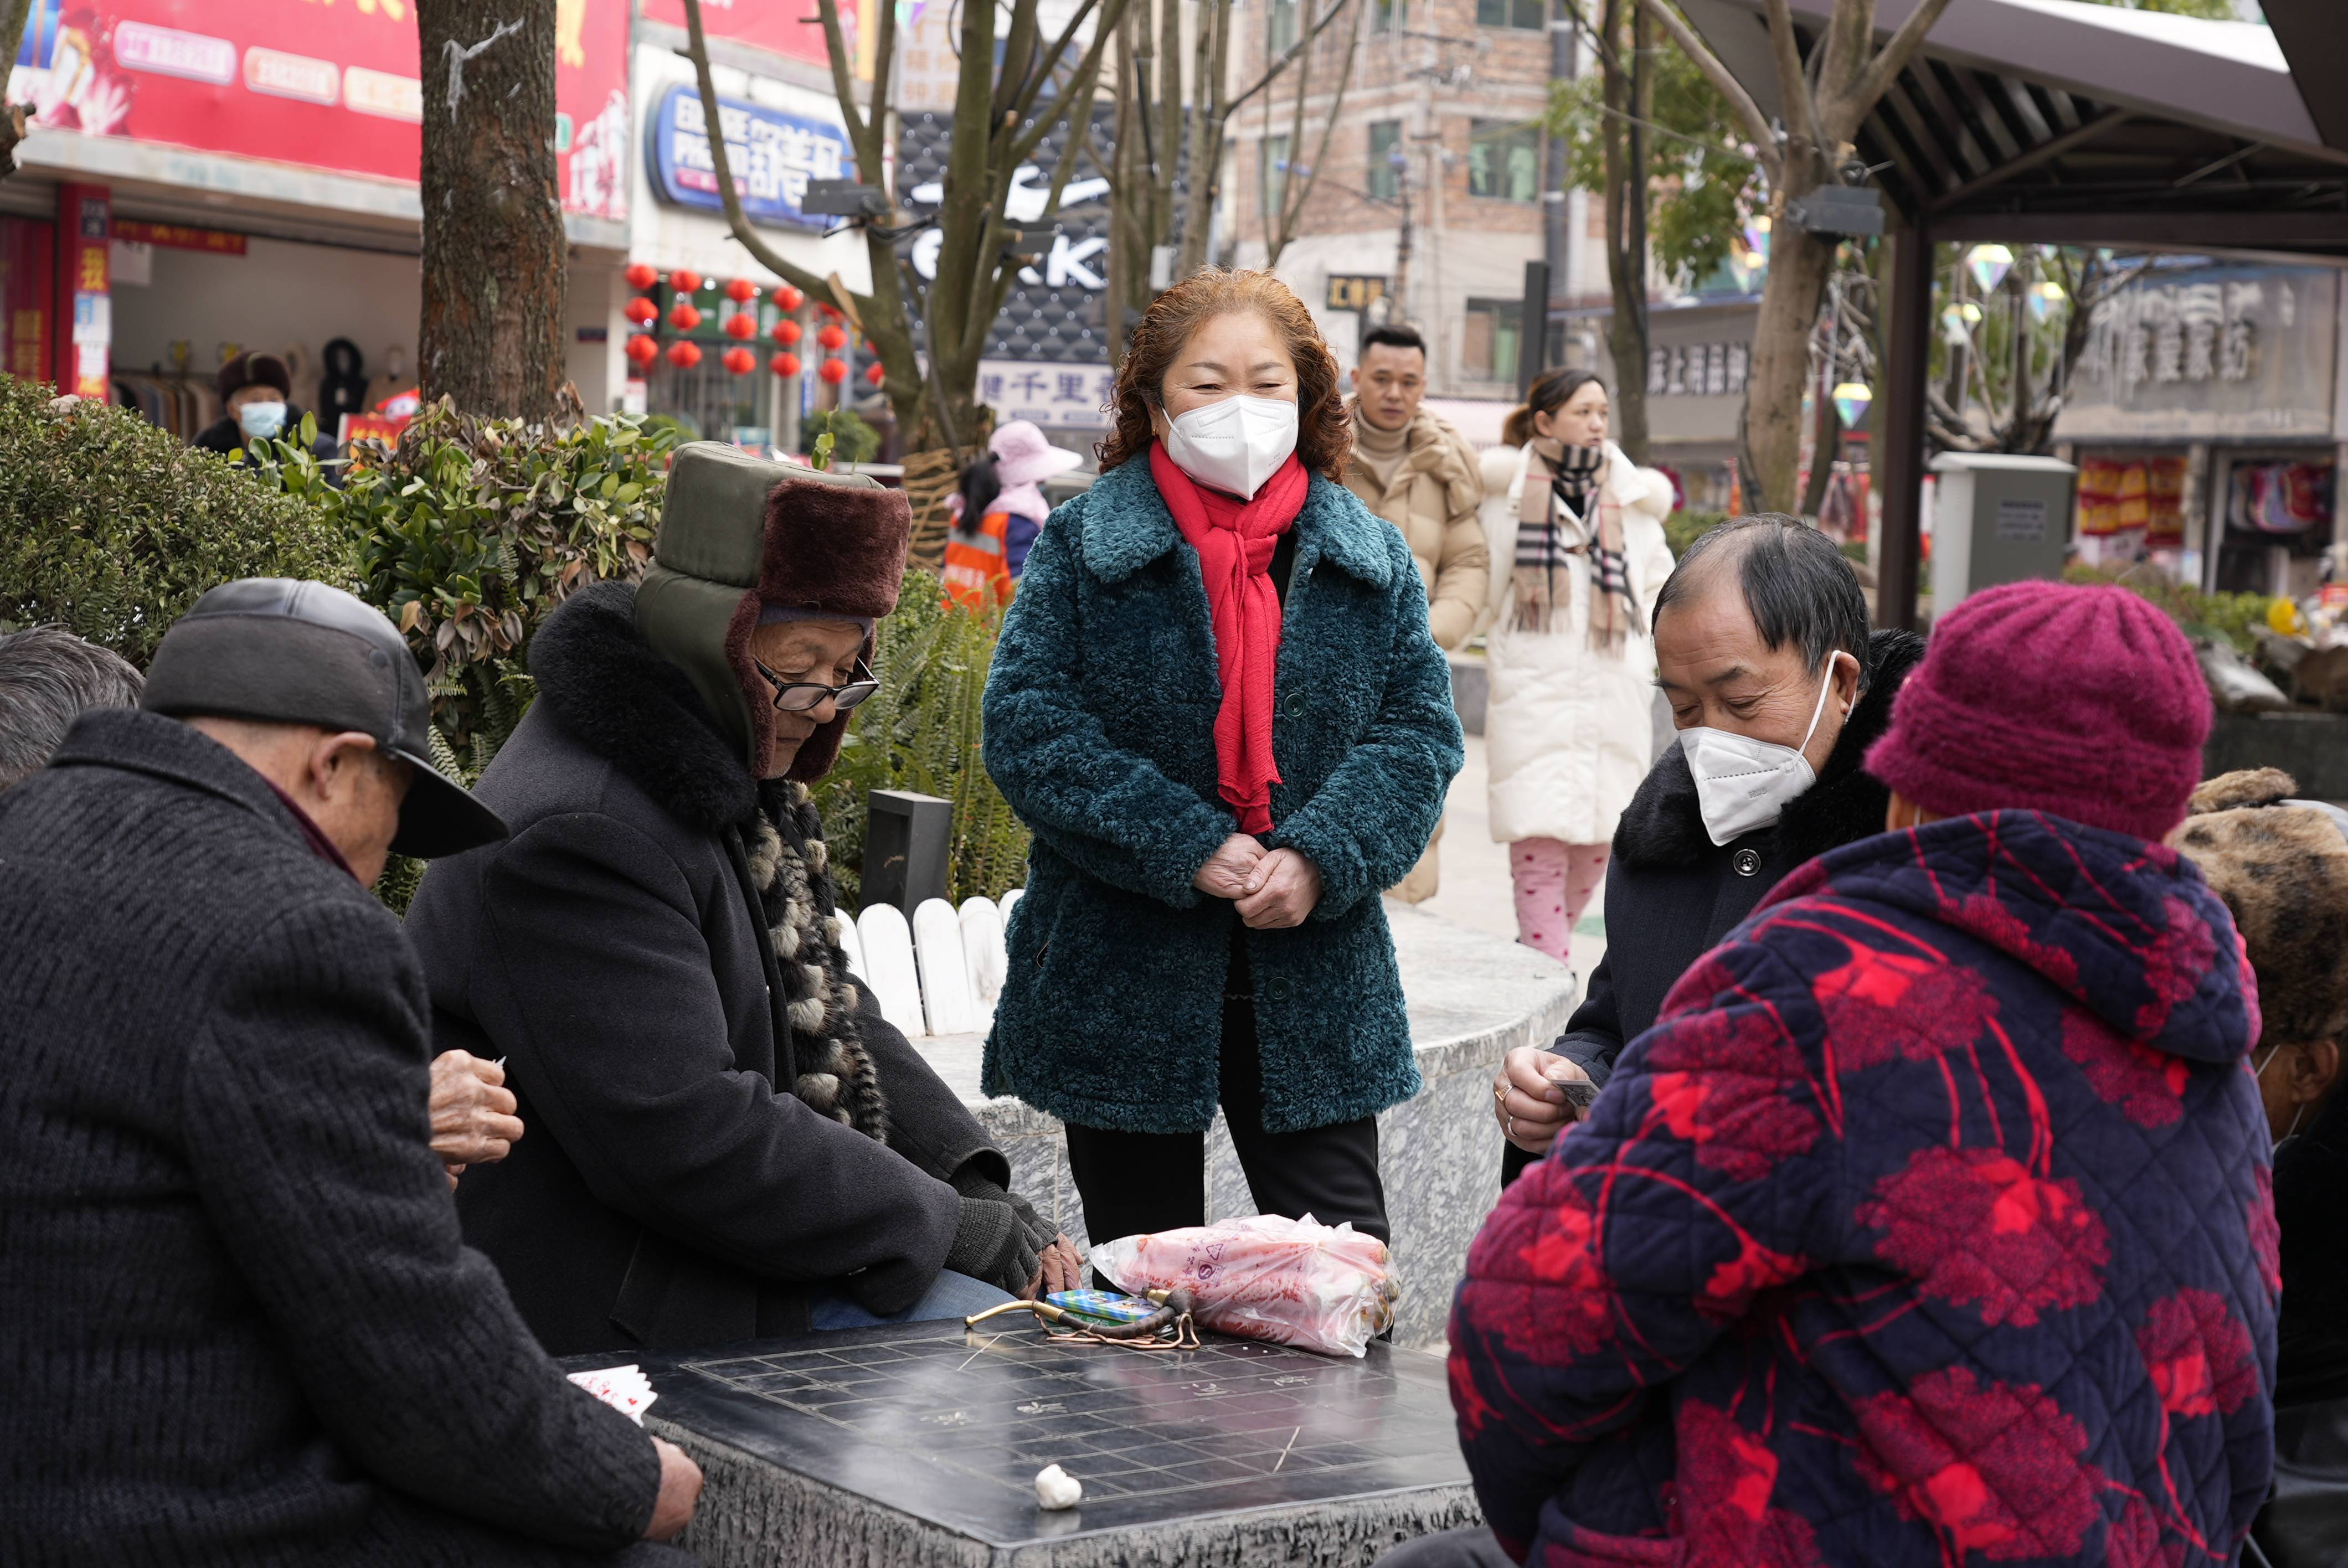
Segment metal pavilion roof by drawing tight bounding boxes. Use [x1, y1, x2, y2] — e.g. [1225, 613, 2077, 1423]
[1681, 0, 2348, 254]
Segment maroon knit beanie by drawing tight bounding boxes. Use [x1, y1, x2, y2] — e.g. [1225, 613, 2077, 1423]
[1866, 580, 2211, 844]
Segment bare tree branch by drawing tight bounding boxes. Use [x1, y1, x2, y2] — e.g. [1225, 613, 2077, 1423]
[1832, 0, 1956, 141]
[680, 0, 841, 301]
[1633, 0, 1781, 180]
[1270, 0, 1362, 270]
[1225, 0, 1353, 119]
[1003, 0, 1107, 130]
[811, 0, 873, 158]
[1762, 0, 1818, 160]
[1008, 0, 1129, 169]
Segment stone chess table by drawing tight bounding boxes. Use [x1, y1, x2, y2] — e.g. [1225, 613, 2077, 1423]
[598, 1321, 1480, 1567]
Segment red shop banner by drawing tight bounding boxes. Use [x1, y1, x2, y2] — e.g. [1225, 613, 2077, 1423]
[639, 0, 837, 69]
[11, 0, 631, 221]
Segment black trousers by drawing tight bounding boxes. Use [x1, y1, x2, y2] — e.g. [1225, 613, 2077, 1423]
[1062, 939, 1389, 1252]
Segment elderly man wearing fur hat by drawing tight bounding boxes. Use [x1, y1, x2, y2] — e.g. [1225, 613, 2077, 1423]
[405, 445, 1077, 1355]
[2178, 769, 2348, 1568]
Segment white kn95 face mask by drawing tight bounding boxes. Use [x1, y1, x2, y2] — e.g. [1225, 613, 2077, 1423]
[1679, 649, 1853, 847]
[1160, 394, 1299, 501]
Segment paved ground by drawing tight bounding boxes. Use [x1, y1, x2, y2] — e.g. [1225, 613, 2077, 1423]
[1415, 733, 1606, 1012]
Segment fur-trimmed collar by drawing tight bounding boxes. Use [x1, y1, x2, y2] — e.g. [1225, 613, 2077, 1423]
[1079, 452, 1394, 590]
[528, 581, 759, 833]
[1613, 627, 1928, 870]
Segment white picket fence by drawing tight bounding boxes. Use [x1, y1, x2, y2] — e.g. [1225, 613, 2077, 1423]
[845, 890, 1023, 1038]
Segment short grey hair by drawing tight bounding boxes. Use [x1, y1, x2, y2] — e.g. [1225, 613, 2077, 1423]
[1653, 514, 1875, 691]
[0, 626, 146, 792]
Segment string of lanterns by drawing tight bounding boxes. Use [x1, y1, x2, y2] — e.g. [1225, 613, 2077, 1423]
[619, 262, 863, 385]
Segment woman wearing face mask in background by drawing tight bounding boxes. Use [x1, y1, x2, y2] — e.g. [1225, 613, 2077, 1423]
[981, 270, 1462, 1251]
[1489, 514, 1924, 1180]
[1478, 369, 1677, 974]
[2175, 770, 2348, 1568]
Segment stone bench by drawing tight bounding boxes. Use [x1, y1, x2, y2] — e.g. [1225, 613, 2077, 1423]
[912, 901, 1578, 1349]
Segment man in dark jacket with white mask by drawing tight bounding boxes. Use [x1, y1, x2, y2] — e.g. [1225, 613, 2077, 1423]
[1491, 515, 1925, 1168]
[405, 443, 1076, 1357]
[0, 579, 701, 1564]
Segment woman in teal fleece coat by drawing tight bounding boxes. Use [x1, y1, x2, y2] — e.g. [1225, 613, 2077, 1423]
[981, 270, 1463, 1251]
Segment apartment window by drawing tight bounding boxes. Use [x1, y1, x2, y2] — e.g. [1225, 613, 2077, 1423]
[1475, 0, 1545, 28]
[1468, 120, 1539, 202]
[1259, 133, 1293, 223]
[1367, 120, 1403, 202]
[1374, 0, 1403, 32]
[1463, 298, 1522, 385]
[1269, 0, 1300, 54]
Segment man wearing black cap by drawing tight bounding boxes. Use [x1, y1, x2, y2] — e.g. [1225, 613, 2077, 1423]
[0, 579, 703, 1565]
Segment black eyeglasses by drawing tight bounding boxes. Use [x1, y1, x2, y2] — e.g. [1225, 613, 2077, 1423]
[754, 657, 881, 714]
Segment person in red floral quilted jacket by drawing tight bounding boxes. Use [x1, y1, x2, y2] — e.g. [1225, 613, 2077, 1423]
[1417, 580, 2274, 1568]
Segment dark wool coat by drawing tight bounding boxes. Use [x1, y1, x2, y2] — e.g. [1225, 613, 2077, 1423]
[1452, 812, 2276, 1567]
[405, 584, 1004, 1356]
[0, 709, 666, 1567]
[980, 455, 1464, 1134]
[1500, 630, 1923, 1190]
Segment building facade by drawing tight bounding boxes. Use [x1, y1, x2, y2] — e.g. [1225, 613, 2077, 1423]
[1223, 0, 1600, 399]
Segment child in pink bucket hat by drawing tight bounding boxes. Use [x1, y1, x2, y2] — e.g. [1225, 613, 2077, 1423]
[944, 421, 1084, 608]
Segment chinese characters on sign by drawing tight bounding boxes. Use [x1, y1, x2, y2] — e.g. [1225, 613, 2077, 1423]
[1646, 341, 1750, 399]
[649, 84, 853, 231]
[976, 360, 1117, 431]
[1326, 275, 1388, 313]
[2064, 262, 2339, 441]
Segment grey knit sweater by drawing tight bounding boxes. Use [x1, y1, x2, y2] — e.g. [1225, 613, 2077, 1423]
[0, 709, 671, 1566]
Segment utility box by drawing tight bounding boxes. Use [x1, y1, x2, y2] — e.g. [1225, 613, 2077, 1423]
[1930, 452, 2078, 610]
[863, 790, 952, 917]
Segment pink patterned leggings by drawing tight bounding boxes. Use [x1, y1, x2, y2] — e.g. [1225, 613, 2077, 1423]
[1508, 838, 1610, 964]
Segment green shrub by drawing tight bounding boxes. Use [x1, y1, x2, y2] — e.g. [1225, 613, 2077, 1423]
[1666, 507, 1728, 560]
[800, 408, 881, 465]
[0, 378, 349, 659]
[813, 572, 1030, 909]
[2062, 562, 2274, 657]
[266, 395, 681, 782]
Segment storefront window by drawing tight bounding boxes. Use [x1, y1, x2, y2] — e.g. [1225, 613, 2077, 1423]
[1269, 0, 1300, 54]
[1468, 121, 1539, 203]
[1260, 134, 1293, 223]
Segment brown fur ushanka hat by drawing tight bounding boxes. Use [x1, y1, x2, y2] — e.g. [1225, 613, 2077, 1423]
[634, 442, 910, 782]
[2177, 768, 2348, 1048]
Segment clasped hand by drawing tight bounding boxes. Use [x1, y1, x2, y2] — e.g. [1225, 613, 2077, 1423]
[1192, 834, 1321, 928]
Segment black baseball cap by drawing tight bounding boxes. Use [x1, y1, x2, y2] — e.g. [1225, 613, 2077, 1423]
[141, 579, 507, 858]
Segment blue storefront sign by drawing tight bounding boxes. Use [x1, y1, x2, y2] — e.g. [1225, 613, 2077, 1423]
[647, 82, 853, 231]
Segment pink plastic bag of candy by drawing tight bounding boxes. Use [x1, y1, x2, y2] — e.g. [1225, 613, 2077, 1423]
[1090, 1213, 1398, 1358]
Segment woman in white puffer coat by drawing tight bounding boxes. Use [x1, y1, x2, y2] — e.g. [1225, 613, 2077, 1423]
[1475, 368, 1675, 968]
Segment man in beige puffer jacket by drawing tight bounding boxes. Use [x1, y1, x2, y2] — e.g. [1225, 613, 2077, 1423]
[1342, 323, 1488, 902]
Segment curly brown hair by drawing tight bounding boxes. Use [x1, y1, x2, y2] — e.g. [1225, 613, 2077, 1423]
[1095, 270, 1353, 483]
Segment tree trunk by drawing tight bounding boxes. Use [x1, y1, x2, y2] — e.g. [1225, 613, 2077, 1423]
[1738, 173, 1834, 514]
[1599, 0, 1651, 463]
[417, 0, 567, 421]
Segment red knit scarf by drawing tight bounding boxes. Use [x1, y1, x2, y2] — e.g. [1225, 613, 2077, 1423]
[1150, 441, 1308, 835]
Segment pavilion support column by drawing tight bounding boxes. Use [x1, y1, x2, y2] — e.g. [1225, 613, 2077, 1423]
[1875, 222, 1933, 631]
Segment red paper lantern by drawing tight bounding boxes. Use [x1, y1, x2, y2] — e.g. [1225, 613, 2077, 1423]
[723, 312, 758, 341]
[722, 345, 757, 375]
[815, 322, 847, 352]
[623, 261, 659, 291]
[625, 333, 661, 367]
[669, 267, 703, 295]
[773, 283, 804, 312]
[817, 301, 841, 318]
[723, 276, 758, 303]
[667, 339, 703, 369]
[817, 357, 848, 385]
[623, 297, 660, 327]
[770, 318, 802, 346]
[770, 351, 802, 378]
[865, 361, 887, 386]
[668, 302, 703, 332]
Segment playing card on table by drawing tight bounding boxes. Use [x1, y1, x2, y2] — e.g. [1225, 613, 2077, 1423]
[567, 1364, 657, 1425]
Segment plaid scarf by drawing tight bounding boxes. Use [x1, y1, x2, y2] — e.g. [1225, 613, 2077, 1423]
[1513, 440, 1641, 649]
